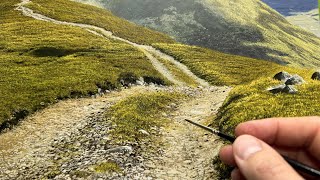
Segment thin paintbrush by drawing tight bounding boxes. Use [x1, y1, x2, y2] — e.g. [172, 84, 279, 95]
[185, 119, 320, 178]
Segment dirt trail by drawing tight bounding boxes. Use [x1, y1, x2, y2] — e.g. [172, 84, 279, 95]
[0, 87, 149, 178]
[15, 0, 209, 87]
[0, 1, 232, 179]
[145, 86, 231, 179]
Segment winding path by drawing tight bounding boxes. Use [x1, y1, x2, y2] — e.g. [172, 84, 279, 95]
[0, 1, 231, 179]
[15, 0, 209, 87]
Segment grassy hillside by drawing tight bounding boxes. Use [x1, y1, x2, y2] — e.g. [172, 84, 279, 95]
[215, 76, 320, 135]
[89, 0, 320, 68]
[153, 43, 294, 86]
[0, 0, 171, 127]
[26, 0, 175, 45]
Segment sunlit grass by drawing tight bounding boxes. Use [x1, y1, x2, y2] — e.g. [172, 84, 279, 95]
[26, 0, 175, 45]
[106, 92, 185, 143]
[0, 1, 170, 126]
[215, 77, 320, 135]
[153, 43, 311, 86]
[156, 56, 199, 87]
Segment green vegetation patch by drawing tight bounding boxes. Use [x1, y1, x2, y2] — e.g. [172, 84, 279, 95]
[93, 161, 121, 173]
[216, 77, 320, 135]
[153, 43, 293, 86]
[156, 56, 199, 87]
[106, 92, 184, 143]
[0, 1, 169, 127]
[214, 72, 320, 178]
[26, 0, 175, 45]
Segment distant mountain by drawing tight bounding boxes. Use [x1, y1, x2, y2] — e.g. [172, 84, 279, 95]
[286, 9, 320, 37]
[75, 0, 320, 67]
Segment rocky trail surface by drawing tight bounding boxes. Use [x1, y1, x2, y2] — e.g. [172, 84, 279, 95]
[0, 1, 231, 179]
[0, 86, 230, 179]
[145, 86, 230, 179]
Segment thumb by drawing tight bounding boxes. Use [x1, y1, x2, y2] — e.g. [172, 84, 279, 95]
[233, 135, 303, 180]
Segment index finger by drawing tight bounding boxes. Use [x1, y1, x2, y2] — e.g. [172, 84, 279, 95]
[235, 117, 320, 161]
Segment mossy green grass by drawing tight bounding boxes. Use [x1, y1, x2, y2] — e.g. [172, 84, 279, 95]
[26, 0, 175, 45]
[106, 92, 185, 143]
[93, 161, 121, 173]
[0, 1, 170, 126]
[216, 77, 320, 135]
[152, 43, 308, 86]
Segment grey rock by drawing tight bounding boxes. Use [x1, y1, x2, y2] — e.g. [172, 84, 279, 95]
[267, 84, 298, 94]
[136, 77, 145, 86]
[267, 84, 286, 94]
[97, 88, 103, 94]
[312, 71, 320, 80]
[273, 71, 292, 81]
[106, 146, 133, 154]
[138, 129, 150, 136]
[136, 80, 144, 86]
[282, 85, 298, 94]
[285, 74, 305, 85]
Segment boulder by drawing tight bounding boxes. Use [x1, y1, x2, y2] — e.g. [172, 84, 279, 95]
[311, 72, 320, 80]
[273, 71, 291, 81]
[285, 74, 305, 85]
[267, 84, 297, 94]
[268, 84, 286, 94]
[282, 85, 298, 94]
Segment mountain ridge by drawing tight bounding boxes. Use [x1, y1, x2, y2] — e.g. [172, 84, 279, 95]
[80, 0, 320, 67]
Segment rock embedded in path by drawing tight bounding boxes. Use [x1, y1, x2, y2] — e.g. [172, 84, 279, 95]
[106, 146, 133, 154]
[311, 71, 320, 80]
[285, 74, 305, 85]
[273, 71, 292, 81]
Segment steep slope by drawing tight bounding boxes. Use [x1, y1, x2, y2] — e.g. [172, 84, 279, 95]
[1, 0, 297, 128]
[78, 0, 320, 67]
[0, 0, 176, 127]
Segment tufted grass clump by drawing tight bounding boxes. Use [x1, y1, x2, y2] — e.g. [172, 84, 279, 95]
[212, 156, 233, 180]
[93, 162, 121, 173]
[106, 92, 185, 143]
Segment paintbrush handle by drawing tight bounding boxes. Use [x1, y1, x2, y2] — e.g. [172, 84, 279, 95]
[284, 156, 320, 177]
[184, 119, 320, 177]
[217, 132, 235, 142]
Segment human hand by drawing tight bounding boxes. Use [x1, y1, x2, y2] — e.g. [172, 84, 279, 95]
[219, 117, 320, 180]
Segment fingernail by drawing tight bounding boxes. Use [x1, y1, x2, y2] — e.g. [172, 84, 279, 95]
[234, 135, 262, 160]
